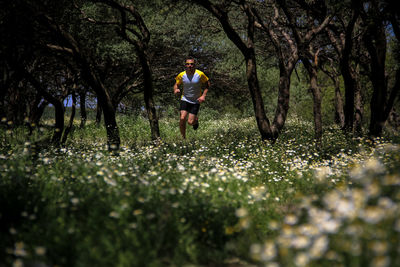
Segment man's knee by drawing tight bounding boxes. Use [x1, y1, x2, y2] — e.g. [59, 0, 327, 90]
[187, 117, 196, 125]
[180, 113, 187, 121]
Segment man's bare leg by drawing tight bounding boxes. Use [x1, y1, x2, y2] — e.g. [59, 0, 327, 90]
[188, 113, 198, 130]
[187, 113, 197, 125]
[179, 110, 188, 139]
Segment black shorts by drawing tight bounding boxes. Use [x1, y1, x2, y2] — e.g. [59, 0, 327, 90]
[180, 100, 200, 115]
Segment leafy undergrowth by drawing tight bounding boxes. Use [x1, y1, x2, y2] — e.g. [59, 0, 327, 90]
[0, 114, 399, 266]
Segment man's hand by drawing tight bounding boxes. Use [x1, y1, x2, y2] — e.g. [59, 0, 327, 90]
[174, 88, 181, 96]
[197, 95, 206, 103]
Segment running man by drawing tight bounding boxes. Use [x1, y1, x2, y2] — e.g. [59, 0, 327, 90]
[173, 57, 210, 139]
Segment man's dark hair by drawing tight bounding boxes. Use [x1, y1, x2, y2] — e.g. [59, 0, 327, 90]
[185, 56, 196, 64]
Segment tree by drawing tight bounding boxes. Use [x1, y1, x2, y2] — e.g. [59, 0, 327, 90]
[320, 58, 345, 128]
[252, 1, 299, 139]
[0, 0, 37, 126]
[360, 0, 400, 137]
[192, 0, 334, 144]
[20, 60, 71, 145]
[0, 0, 120, 149]
[81, 0, 160, 140]
[325, 0, 364, 134]
[2, 0, 164, 149]
[41, 13, 122, 150]
[190, 0, 277, 141]
[272, 0, 332, 146]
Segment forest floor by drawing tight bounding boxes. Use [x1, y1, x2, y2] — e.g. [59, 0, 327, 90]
[1, 113, 399, 266]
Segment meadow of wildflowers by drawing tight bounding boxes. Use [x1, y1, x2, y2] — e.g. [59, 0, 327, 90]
[0, 111, 399, 266]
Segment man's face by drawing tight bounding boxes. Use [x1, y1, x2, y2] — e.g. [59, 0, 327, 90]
[185, 59, 195, 72]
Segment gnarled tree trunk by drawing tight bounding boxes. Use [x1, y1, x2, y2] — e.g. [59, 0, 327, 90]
[137, 47, 160, 140]
[79, 90, 87, 128]
[271, 65, 294, 138]
[245, 52, 273, 140]
[354, 79, 363, 136]
[333, 76, 345, 128]
[302, 58, 322, 147]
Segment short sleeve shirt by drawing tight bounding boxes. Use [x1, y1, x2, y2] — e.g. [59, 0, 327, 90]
[175, 70, 209, 104]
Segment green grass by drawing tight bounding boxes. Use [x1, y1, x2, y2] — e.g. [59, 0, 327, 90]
[1, 112, 399, 266]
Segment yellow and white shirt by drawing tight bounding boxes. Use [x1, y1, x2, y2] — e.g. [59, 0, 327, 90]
[175, 70, 209, 104]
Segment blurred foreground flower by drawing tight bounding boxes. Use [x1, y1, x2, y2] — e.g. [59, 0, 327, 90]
[251, 155, 400, 266]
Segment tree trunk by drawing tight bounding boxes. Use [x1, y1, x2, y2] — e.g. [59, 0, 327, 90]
[303, 59, 322, 147]
[33, 100, 48, 124]
[366, 19, 388, 137]
[310, 76, 323, 147]
[103, 107, 120, 151]
[0, 73, 7, 119]
[81, 64, 120, 151]
[92, 85, 119, 151]
[341, 65, 356, 132]
[362, 3, 400, 137]
[7, 85, 27, 126]
[49, 100, 65, 145]
[28, 96, 48, 135]
[339, 7, 360, 133]
[333, 77, 345, 128]
[92, 88, 120, 151]
[271, 65, 293, 138]
[354, 79, 363, 136]
[137, 47, 160, 140]
[79, 90, 87, 128]
[61, 93, 76, 145]
[95, 104, 102, 125]
[245, 54, 273, 141]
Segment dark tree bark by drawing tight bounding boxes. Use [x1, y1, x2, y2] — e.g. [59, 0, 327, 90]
[335, 79, 345, 128]
[0, 71, 7, 119]
[272, 69, 292, 136]
[79, 90, 87, 128]
[95, 103, 102, 125]
[362, 2, 400, 137]
[326, 5, 360, 133]
[326, 28, 362, 134]
[354, 76, 363, 136]
[302, 58, 323, 146]
[138, 48, 160, 140]
[246, 50, 273, 140]
[341, 51, 357, 132]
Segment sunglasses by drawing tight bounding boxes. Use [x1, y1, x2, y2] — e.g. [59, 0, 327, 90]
[185, 63, 194, 66]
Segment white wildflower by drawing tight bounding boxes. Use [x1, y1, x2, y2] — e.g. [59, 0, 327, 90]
[309, 235, 329, 258]
[235, 208, 248, 218]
